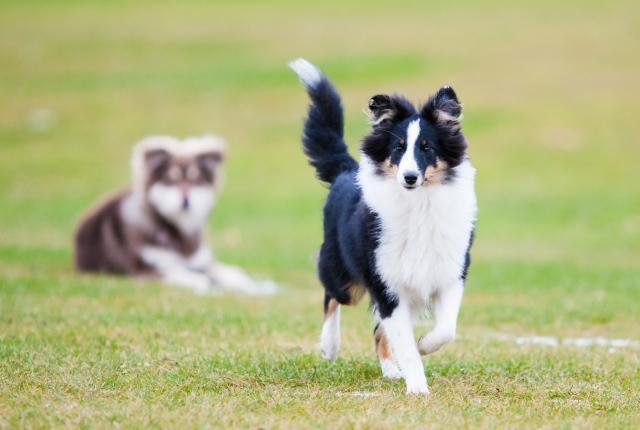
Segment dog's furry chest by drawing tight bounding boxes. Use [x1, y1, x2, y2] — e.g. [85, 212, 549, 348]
[120, 194, 210, 271]
[359, 160, 477, 303]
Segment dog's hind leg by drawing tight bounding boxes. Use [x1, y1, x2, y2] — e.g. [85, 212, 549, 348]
[321, 291, 341, 361]
[317, 242, 349, 361]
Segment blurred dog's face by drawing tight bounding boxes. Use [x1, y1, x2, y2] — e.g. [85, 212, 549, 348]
[362, 86, 467, 189]
[137, 137, 225, 234]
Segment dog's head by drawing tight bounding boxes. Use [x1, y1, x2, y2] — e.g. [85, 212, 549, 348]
[361, 86, 467, 189]
[131, 135, 226, 234]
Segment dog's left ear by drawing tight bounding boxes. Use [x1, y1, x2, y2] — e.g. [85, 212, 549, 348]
[197, 150, 225, 174]
[421, 85, 463, 127]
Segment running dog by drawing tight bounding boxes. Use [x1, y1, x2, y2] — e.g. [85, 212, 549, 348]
[290, 59, 476, 394]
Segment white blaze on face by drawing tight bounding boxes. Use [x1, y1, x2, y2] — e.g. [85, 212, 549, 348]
[397, 119, 424, 187]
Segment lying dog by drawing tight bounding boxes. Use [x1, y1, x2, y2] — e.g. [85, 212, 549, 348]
[74, 135, 276, 296]
[290, 59, 477, 394]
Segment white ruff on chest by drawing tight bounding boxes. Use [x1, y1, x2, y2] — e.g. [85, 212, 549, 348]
[358, 158, 477, 305]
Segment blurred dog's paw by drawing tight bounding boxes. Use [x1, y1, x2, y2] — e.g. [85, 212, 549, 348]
[251, 279, 279, 295]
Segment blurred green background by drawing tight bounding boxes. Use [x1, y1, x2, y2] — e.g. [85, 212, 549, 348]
[1, 0, 639, 428]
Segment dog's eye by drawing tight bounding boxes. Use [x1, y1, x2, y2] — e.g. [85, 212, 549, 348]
[420, 140, 431, 151]
[396, 140, 406, 151]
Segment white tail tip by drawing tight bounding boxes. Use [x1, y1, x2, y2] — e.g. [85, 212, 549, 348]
[289, 58, 323, 88]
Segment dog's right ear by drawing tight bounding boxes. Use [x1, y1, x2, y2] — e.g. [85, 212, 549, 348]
[144, 148, 171, 173]
[367, 94, 416, 127]
[367, 95, 395, 126]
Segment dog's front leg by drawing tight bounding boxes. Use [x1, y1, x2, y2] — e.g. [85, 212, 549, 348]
[418, 281, 464, 355]
[141, 246, 214, 294]
[381, 300, 429, 395]
[161, 267, 215, 295]
[208, 262, 277, 295]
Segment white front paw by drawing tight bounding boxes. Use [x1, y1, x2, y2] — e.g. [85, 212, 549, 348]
[418, 331, 454, 356]
[418, 336, 441, 355]
[380, 359, 402, 379]
[164, 270, 215, 295]
[404, 370, 430, 395]
[191, 283, 215, 295]
[252, 279, 278, 295]
[406, 380, 430, 395]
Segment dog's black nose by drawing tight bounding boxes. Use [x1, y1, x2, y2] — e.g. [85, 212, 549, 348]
[404, 174, 418, 185]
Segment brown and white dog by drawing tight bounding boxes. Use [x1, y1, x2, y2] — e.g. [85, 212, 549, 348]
[74, 135, 276, 295]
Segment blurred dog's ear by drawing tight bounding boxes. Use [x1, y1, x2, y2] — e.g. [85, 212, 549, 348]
[367, 94, 416, 126]
[421, 86, 462, 128]
[197, 150, 225, 174]
[144, 148, 171, 173]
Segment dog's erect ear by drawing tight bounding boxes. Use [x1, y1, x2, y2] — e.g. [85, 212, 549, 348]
[368, 94, 393, 124]
[144, 148, 171, 173]
[421, 85, 463, 127]
[197, 150, 224, 175]
[367, 94, 415, 126]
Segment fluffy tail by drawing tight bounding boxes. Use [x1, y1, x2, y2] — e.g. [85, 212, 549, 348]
[289, 58, 358, 183]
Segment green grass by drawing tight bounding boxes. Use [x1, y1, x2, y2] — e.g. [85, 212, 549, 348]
[1, 0, 639, 428]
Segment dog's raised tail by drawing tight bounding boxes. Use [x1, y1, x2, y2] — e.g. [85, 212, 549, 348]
[289, 58, 358, 184]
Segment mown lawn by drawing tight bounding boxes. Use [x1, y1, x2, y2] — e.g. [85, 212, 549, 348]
[1, 0, 639, 428]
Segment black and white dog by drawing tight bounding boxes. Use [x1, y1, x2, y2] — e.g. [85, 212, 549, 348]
[290, 59, 477, 394]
